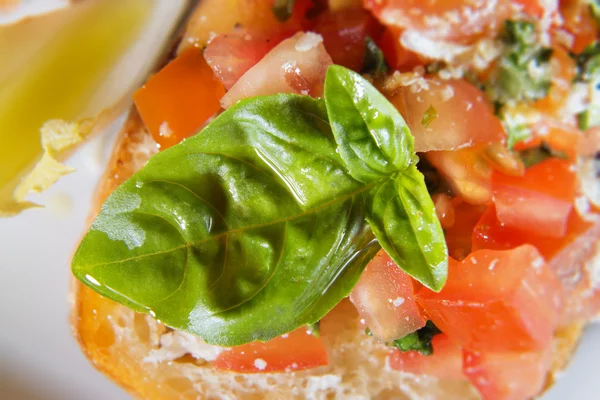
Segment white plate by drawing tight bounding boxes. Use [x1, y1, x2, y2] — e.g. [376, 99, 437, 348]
[0, 117, 599, 399]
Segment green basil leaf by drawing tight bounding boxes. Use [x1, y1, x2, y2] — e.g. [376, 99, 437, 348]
[365, 166, 448, 291]
[362, 36, 389, 76]
[324, 65, 416, 183]
[72, 94, 380, 346]
[389, 321, 441, 356]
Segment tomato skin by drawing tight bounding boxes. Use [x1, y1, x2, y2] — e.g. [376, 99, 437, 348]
[560, 0, 598, 53]
[204, 30, 292, 90]
[463, 346, 552, 400]
[221, 32, 333, 108]
[349, 250, 426, 341]
[388, 334, 464, 380]
[387, 78, 505, 152]
[213, 327, 328, 373]
[491, 158, 577, 238]
[417, 246, 562, 352]
[376, 27, 424, 71]
[313, 9, 376, 71]
[181, 0, 313, 51]
[133, 48, 226, 149]
[513, 122, 580, 161]
[427, 147, 493, 205]
[472, 205, 600, 325]
[445, 200, 487, 260]
[365, 0, 547, 44]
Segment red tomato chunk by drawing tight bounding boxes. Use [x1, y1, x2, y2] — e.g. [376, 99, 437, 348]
[492, 159, 577, 238]
[349, 250, 426, 341]
[463, 346, 552, 400]
[213, 327, 328, 373]
[388, 334, 463, 380]
[417, 246, 563, 352]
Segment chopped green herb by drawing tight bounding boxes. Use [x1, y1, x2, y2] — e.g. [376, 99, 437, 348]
[518, 142, 568, 168]
[590, 1, 600, 27]
[306, 321, 320, 338]
[272, 0, 296, 22]
[504, 121, 532, 149]
[486, 20, 553, 106]
[389, 321, 441, 356]
[571, 41, 600, 129]
[362, 36, 389, 76]
[421, 105, 438, 128]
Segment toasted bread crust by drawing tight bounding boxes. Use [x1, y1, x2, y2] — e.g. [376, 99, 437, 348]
[70, 109, 586, 400]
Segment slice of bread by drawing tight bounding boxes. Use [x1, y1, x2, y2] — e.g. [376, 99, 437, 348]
[70, 108, 586, 399]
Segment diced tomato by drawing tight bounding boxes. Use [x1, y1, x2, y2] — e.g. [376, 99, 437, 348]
[445, 199, 487, 260]
[387, 78, 506, 152]
[133, 47, 226, 149]
[432, 193, 455, 229]
[180, 0, 314, 51]
[492, 158, 577, 238]
[472, 206, 600, 325]
[313, 9, 376, 71]
[221, 32, 333, 108]
[204, 31, 288, 90]
[463, 346, 552, 400]
[388, 334, 464, 380]
[349, 250, 426, 341]
[427, 147, 494, 205]
[375, 27, 423, 71]
[213, 327, 328, 373]
[513, 122, 580, 161]
[417, 246, 563, 352]
[364, 0, 546, 43]
[560, 0, 598, 53]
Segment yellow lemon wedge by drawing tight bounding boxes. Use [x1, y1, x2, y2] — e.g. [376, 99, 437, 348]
[0, 0, 191, 216]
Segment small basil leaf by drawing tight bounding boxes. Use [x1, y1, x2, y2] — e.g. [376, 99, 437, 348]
[365, 166, 448, 291]
[272, 0, 296, 22]
[324, 65, 416, 183]
[518, 142, 568, 168]
[362, 36, 388, 76]
[421, 105, 438, 128]
[72, 94, 379, 346]
[389, 321, 441, 356]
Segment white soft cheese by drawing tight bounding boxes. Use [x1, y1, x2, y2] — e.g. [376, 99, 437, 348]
[144, 331, 223, 364]
[294, 32, 323, 52]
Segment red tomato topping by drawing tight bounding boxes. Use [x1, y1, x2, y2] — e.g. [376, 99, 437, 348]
[375, 27, 423, 70]
[472, 206, 600, 325]
[349, 250, 426, 341]
[445, 200, 488, 260]
[133, 48, 226, 149]
[213, 327, 328, 373]
[427, 147, 494, 205]
[463, 346, 552, 400]
[365, 0, 549, 43]
[492, 158, 577, 238]
[387, 78, 506, 152]
[221, 32, 333, 109]
[417, 246, 563, 352]
[388, 334, 463, 380]
[560, 0, 598, 53]
[313, 9, 376, 71]
[204, 31, 289, 90]
[513, 122, 580, 161]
